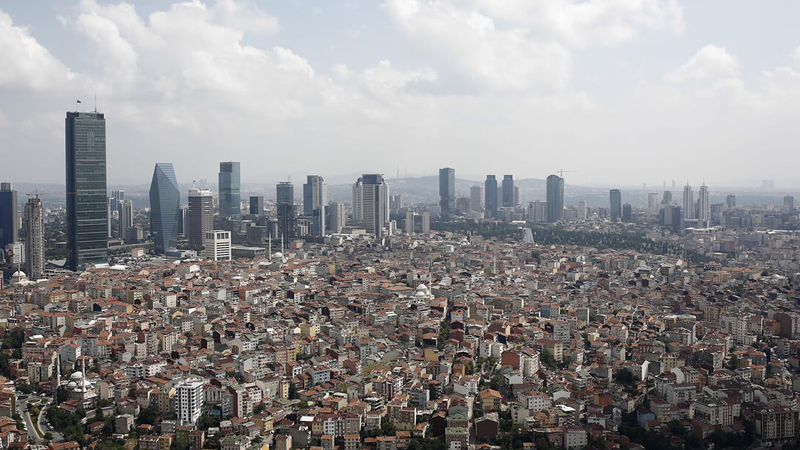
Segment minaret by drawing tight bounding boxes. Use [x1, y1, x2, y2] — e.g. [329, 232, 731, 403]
[55, 355, 61, 387]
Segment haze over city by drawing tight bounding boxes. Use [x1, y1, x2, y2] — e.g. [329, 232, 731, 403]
[2, 0, 800, 187]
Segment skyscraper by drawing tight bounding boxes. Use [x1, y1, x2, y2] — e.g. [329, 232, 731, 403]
[328, 202, 345, 234]
[609, 189, 622, 222]
[470, 186, 484, 213]
[698, 183, 711, 225]
[648, 193, 659, 211]
[303, 175, 327, 237]
[485, 175, 497, 218]
[355, 174, 389, 237]
[439, 168, 456, 220]
[188, 188, 213, 249]
[0, 182, 18, 257]
[249, 196, 264, 216]
[502, 175, 515, 208]
[66, 111, 108, 271]
[149, 163, 180, 255]
[218, 162, 241, 220]
[546, 174, 564, 223]
[276, 182, 295, 247]
[118, 199, 133, 240]
[785, 195, 794, 211]
[577, 200, 587, 220]
[23, 197, 44, 280]
[110, 190, 124, 212]
[683, 184, 694, 219]
[622, 203, 632, 223]
[726, 195, 736, 209]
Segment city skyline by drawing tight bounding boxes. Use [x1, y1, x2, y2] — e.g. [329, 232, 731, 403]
[2, 2, 800, 187]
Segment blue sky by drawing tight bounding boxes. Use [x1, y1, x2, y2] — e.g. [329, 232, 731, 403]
[1, 0, 800, 189]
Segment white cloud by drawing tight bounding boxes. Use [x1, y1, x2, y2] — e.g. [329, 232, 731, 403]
[384, 0, 572, 92]
[0, 10, 74, 91]
[665, 44, 739, 83]
[473, 0, 684, 48]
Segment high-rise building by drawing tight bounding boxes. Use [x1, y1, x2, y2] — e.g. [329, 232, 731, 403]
[203, 230, 231, 261]
[698, 183, 711, 225]
[303, 175, 327, 237]
[546, 174, 564, 223]
[276, 182, 295, 247]
[577, 200, 587, 220]
[66, 111, 108, 271]
[513, 185, 520, 207]
[683, 183, 694, 219]
[23, 197, 44, 280]
[784, 195, 794, 211]
[178, 205, 189, 236]
[726, 195, 736, 209]
[187, 188, 213, 249]
[389, 195, 404, 215]
[485, 176, 498, 218]
[118, 199, 133, 240]
[439, 168, 456, 220]
[609, 189, 622, 222]
[218, 162, 241, 220]
[149, 163, 180, 255]
[648, 193, 659, 211]
[502, 175, 515, 208]
[175, 377, 204, 426]
[470, 186, 484, 212]
[110, 189, 124, 213]
[354, 174, 389, 237]
[622, 203, 632, 223]
[249, 196, 264, 216]
[0, 182, 18, 257]
[328, 202, 345, 234]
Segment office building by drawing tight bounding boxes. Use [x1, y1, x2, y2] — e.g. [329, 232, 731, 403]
[577, 200, 587, 220]
[175, 378, 204, 426]
[249, 196, 264, 216]
[66, 111, 108, 271]
[328, 202, 345, 234]
[609, 189, 622, 222]
[118, 199, 133, 240]
[202, 231, 231, 261]
[218, 162, 241, 220]
[439, 168, 456, 220]
[698, 183, 711, 225]
[405, 211, 430, 234]
[648, 193, 659, 211]
[662, 191, 672, 205]
[178, 205, 189, 236]
[470, 186, 484, 213]
[110, 190, 124, 212]
[23, 197, 44, 280]
[303, 175, 327, 237]
[683, 184, 694, 219]
[726, 195, 736, 209]
[784, 195, 794, 211]
[149, 163, 181, 254]
[513, 185, 520, 207]
[187, 188, 213, 249]
[622, 203, 632, 223]
[276, 182, 295, 247]
[485, 176, 498, 218]
[0, 182, 18, 257]
[354, 174, 389, 237]
[546, 174, 564, 223]
[502, 175, 515, 208]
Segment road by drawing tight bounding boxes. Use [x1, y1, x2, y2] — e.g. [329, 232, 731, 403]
[37, 398, 64, 443]
[16, 396, 40, 441]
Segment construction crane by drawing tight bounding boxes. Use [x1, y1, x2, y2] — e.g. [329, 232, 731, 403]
[25, 191, 74, 199]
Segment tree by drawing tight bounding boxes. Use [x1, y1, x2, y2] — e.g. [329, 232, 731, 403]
[298, 400, 309, 409]
[137, 405, 161, 425]
[197, 415, 220, 431]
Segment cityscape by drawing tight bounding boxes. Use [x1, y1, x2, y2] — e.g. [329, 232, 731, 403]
[3, 2, 800, 450]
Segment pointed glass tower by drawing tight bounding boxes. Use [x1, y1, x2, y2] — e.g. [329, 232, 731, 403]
[149, 163, 180, 254]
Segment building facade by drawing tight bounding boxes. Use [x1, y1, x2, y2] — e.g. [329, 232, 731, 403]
[23, 197, 44, 280]
[439, 168, 455, 220]
[188, 188, 213, 249]
[149, 163, 181, 254]
[218, 162, 241, 220]
[484, 175, 497, 218]
[546, 174, 564, 223]
[65, 111, 108, 270]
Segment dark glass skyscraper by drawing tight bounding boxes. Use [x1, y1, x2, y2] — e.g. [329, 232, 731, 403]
[66, 111, 108, 271]
[149, 163, 181, 254]
[546, 174, 564, 223]
[502, 175, 514, 207]
[303, 175, 327, 237]
[439, 168, 455, 220]
[276, 182, 295, 247]
[610, 189, 622, 222]
[218, 161, 241, 220]
[0, 182, 17, 257]
[188, 188, 213, 249]
[485, 175, 497, 218]
[249, 196, 264, 215]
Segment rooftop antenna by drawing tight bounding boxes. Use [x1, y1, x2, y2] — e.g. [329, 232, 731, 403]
[94, 91, 97, 113]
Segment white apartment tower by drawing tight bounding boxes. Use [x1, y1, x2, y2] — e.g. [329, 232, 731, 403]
[683, 183, 694, 220]
[203, 230, 231, 261]
[698, 183, 711, 225]
[23, 197, 45, 280]
[175, 377, 204, 425]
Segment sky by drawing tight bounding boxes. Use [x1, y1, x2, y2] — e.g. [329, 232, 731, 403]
[1, 0, 800, 189]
